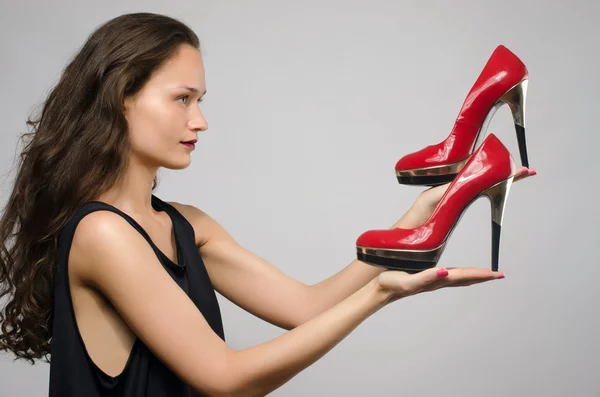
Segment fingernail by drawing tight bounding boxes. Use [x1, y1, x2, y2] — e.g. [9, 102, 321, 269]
[496, 274, 505, 279]
[436, 268, 449, 278]
[529, 170, 537, 176]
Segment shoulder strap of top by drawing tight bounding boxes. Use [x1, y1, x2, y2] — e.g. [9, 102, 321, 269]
[58, 199, 185, 273]
[150, 195, 196, 241]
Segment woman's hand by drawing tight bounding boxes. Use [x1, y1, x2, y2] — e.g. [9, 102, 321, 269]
[376, 266, 505, 304]
[375, 167, 537, 304]
[411, 166, 537, 225]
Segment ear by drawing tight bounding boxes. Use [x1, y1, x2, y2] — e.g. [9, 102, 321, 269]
[123, 95, 133, 115]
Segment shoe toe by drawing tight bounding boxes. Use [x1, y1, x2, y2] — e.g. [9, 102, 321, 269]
[356, 229, 385, 248]
[395, 144, 445, 171]
[356, 228, 407, 248]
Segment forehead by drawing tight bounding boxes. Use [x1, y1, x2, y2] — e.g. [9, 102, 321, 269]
[150, 45, 205, 86]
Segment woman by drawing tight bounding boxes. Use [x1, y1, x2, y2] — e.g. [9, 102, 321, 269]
[0, 12, 533, 397]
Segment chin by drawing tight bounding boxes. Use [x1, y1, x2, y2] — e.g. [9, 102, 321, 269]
[163, 157, 192, 170]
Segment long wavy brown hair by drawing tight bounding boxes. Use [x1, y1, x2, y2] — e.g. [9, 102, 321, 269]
[0, 12, 200, 364]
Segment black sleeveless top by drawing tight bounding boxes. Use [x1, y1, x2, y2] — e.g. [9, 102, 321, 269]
[49, 195, 225, 396]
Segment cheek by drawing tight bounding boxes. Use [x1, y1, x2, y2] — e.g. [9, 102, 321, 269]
[128, 102, 179, 151]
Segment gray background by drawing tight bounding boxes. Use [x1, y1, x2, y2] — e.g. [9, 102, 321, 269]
[1, 0, 598, 396]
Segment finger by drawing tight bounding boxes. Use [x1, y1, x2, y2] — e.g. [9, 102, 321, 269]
[513, 167, 529, 182]
[513, 167, 537, 182]
[424, 268, 504, 291]
[397, 267, 450, 296]
[445, 267, 504, 282]
[447, 277, 502, 287]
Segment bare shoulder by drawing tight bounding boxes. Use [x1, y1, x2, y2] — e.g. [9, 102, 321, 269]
[70, 211, 127, 262]
[167, 201, 233, 248]
[68, 208, 233, 395]
[70, 210, 143, 280]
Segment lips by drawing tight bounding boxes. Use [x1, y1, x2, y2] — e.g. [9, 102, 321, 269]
[182, 139, 197, 144]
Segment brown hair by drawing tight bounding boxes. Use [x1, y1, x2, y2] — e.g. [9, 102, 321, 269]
[0, 12, 200, 364]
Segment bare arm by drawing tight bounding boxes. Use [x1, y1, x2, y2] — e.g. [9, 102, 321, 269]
[303, 201, 431, 320]
[173, 201, 428, 329]
[74, 210, 393, 397]
[171, 167, 534, 333]
[300, 167, 534, 316]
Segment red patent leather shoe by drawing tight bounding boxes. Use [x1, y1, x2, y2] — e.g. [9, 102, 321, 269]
[358, 133, 516, 273]
[395, 45, 529, 186]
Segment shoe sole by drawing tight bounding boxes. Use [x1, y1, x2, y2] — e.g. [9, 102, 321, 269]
[395, 159, 467, 186]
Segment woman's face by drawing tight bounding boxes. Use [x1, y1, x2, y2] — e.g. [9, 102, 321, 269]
[124, 44, 208, 170]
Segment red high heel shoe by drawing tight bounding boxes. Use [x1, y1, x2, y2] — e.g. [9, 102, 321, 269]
[358, 133, 516, 273]
[395, 45, 529, 186]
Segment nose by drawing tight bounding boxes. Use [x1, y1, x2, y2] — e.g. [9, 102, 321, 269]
[188, 109, 208, 132]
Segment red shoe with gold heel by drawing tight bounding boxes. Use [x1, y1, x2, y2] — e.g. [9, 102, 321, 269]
[395, 45, 529, 186]
[358, 133, 516, 273]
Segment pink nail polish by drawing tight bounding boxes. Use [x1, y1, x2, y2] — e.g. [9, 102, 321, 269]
[437, 268, 448, 277]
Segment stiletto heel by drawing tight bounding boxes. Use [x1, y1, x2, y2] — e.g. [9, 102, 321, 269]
[473, 79, 529, 168]
[358, 133, 516, 273]
[395, 45, 530, 186]
[501, 79, 529, 168]
[481, 177, 514, 272]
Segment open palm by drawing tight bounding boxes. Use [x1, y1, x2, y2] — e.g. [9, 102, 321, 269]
[378, 166, 537, 303]
[378, 266, 507, 304]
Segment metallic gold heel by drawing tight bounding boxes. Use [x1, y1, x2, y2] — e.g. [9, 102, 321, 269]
[501, 79, 529, 168]
[481, 176, 514, 271]
[473, 79, 530, 169]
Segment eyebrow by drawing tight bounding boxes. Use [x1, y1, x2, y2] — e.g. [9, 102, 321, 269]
[177, 86, 207, 96]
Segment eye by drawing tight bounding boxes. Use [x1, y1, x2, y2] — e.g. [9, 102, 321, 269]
[178, 95, 204, 105]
